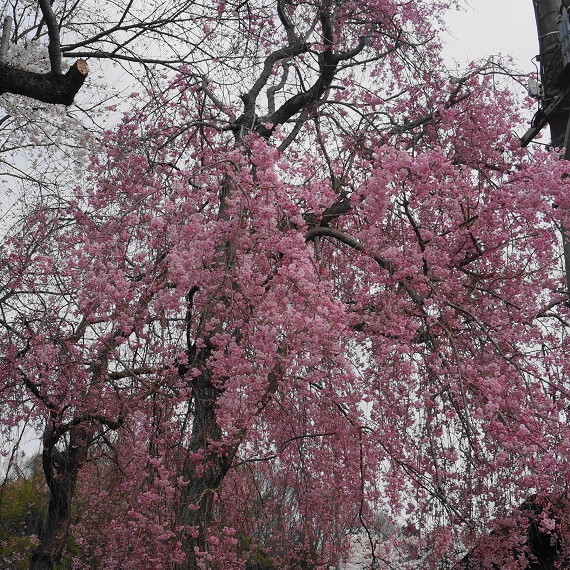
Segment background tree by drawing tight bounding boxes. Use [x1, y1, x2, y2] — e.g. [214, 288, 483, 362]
[2, 1, 570, 569]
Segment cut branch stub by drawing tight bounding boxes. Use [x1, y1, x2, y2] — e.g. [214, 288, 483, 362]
[0, 59, 88, 105]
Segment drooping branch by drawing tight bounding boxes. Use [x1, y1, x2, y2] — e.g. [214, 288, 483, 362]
[0, 59, 88, 105]
[305, 226, 424, 305]
[305, 226, 395, 273]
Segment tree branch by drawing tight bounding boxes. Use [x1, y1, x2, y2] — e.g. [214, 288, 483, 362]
[277, 0, 298, 44]
[255, 42, 368, 138]
[305, 226, 395, 273]
[0, 16, 12, 62]
[305, 226, 424, 305]
[38, 0, 62, 74]
[237, 41, 309, 126]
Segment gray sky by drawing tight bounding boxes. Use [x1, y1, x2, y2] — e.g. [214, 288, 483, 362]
[443, 1, 538, 71]
[443, 0, 541, 138]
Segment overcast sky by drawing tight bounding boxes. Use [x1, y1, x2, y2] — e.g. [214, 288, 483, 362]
[443, 1, 538, 71]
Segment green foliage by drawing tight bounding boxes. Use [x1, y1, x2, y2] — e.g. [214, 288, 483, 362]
[0, 459, 84, 569]
[0, 459, 46, 569]
[245, 546, 275, 569]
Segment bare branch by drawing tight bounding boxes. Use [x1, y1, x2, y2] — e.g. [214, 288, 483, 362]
[277, 0, 298, 44]
[240, 41, 309, 119]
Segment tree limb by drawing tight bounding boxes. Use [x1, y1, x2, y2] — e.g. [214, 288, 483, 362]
[0, 16, 12, 62]
[38, 0, 62, 74]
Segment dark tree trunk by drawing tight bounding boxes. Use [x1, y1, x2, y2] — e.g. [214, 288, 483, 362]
[176, 365, 236, 570]
[30, 424, 88, 570]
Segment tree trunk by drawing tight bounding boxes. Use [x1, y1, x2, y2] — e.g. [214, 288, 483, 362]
[176, 366, 236, 570]
[30, 425, 88, 570]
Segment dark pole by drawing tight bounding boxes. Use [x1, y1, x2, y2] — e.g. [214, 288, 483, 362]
[532, 0, 569, 144]
[529, 0, 570, 299]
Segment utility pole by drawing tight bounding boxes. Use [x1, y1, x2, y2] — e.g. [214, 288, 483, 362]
[523, 0, 570, 147]
[524, 0, 570, 299]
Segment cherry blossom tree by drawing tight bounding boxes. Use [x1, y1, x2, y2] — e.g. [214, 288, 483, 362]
[2, 1, 570, 569]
